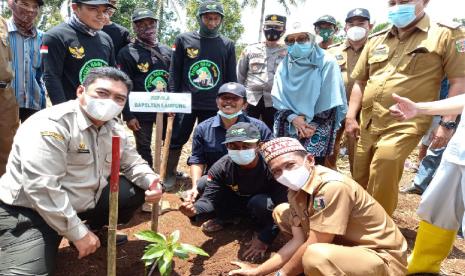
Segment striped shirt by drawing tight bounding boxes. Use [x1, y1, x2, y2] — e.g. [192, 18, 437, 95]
[7, 19, 46, 110]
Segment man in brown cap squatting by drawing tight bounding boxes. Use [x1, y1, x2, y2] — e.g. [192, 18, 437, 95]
[229, 137, 407, 276]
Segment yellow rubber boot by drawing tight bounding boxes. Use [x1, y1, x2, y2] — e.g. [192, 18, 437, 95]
[407, 220, 457, 275]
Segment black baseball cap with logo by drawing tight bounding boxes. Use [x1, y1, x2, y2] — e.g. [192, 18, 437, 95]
[313, 15, 337, 26]
[132, 8, 158, 22]
[217, 82, 246, 98]
[223, 122, 261, 144]
[345, 8, 370, 22]
[72, 0, 116, 9]
[264, 14, 286, 27]
[197, 0, 225, 17]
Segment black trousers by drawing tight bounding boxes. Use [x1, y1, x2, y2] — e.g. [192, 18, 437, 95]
[245, 98, 276, 131]
[19, 107, 39, 123]
[133, 117, 167, 168]
[169, 110, 217, 150]
[0, 176, 144, 276]
[194, 187, 279, 245]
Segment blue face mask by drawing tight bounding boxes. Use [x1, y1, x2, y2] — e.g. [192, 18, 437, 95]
[228, 149, 256, 165]
[218, 110, 242, 120]
[288, 42, 314, 59]
[388, 3, 417, 28]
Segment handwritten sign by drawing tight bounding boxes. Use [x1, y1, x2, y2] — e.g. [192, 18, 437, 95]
[129, 92, 192, 114]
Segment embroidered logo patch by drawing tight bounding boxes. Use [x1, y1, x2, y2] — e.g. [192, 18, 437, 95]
[188, 59, 220, 90]
[456, 38, 465, 53]
[186, 48, 199, 59]
[313, 196, 326, 211]
[144, 69, 169, 92]
[40, 131, 64, 141]
[77, 142, 90, 153]
[137, 62, 149, 73]
[79, 59, 108, 83]
[69, 46, 85, 59]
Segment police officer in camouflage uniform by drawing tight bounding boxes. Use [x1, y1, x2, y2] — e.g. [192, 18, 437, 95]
[237, 14, 287, 130]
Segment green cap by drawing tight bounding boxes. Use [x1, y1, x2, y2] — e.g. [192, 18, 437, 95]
[197, 1, 224, 17]
[132, 8, 157, 22]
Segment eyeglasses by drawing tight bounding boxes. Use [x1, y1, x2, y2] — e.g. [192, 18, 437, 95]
[285, 35, 310, 46]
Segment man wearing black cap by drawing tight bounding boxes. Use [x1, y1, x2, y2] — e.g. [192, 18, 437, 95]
[185, 82, 272, 201]
[166, 0, 237, 189]
[42, 0, 116, 105]
[180, 122, 286, 260]
[117, 8, 172, 168]
[314, 15, 338, 49]
[102, 0, 130, 55]
[325, 8, 372, 172]
[237, 14, 287, 130]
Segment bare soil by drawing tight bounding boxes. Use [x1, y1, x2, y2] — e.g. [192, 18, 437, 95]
[55, 145, 465, 276]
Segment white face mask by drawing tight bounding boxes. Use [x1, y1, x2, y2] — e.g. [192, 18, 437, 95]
[82, 93, 124, 122]
[276, 160, 311, 191]
[346, 26, 367, 42]
[228, 149, 256, 165]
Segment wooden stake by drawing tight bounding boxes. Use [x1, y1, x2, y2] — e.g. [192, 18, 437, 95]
[151, 115, 174, 232]
[153, 113, 164, 174]
[107, 136, 120, 276]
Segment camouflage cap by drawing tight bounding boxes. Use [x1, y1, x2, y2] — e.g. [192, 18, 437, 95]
[313, 15, 337, 26]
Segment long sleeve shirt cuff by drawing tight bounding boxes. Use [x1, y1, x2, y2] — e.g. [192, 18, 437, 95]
[286, 113, 298, 123]
[64, 221, 89, 242]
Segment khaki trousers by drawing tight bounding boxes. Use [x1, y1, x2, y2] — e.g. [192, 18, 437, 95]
[0, 87, 19, 175]
[302, 243, 389, 276]
[325, 125, 357, 174]
[272, 204, 400, 276]
[353, 128, 421, 215]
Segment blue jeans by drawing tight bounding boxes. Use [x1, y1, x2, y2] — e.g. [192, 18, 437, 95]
[413, 147, 445, 193]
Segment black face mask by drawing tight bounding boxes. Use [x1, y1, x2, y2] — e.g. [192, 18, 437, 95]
[264, 28, 284, 41]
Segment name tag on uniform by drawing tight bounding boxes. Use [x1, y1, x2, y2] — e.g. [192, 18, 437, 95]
[77, 142, 90, 153]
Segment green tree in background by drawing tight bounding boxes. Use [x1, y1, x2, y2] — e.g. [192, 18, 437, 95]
[186, 0, 244, 43]
[240, 0, 303, 42]
[370, 22, 390, 34]
[453, 18, 465, 26]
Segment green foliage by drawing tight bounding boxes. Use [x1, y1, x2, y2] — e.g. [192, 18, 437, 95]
[136, 230, 209, 276]
[186, 0, 244, 43]
[453, 18, 465, 27]
[370, 22, 390, 34]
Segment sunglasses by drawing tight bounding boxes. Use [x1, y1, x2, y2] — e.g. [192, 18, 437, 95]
[285, 35, 310, 46]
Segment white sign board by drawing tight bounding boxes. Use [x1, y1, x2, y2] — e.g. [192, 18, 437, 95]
[129, 92, 192, 114]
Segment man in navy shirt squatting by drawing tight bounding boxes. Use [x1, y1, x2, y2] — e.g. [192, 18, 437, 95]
[185, 82, 273, 202]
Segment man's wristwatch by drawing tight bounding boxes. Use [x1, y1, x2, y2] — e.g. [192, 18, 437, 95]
[439, 120, 457, 130]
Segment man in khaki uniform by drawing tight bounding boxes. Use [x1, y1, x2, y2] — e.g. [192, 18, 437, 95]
[345, 0, 465, 215]
[237, 14, 287, 130]
[229, 137, 407, 276]
[325, 8, 373, 172]
[0, 67, 163, 275]
[0, 16, 19, 176]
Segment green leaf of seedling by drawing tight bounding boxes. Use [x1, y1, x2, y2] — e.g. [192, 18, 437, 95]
[144, 258, 155, 267]
[170, 230, 180, 245]
[180, 243, 209, 257]
[141, 246, 165, 261]
[173, 248, 189, 260]
[158, 256, 173, 276]
[135, 230, 166, 244]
